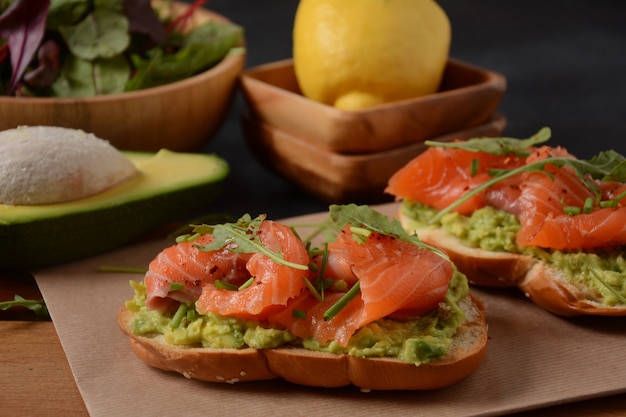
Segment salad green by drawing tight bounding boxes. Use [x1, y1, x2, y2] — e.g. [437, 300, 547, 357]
[0, 0, 243, 97]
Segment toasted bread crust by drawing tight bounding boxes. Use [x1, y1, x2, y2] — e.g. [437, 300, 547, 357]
[412, 226, 536, 288]
[398, 210, 626, 317]
[519, 262, 626, 317]
[117, 295, 488, 390]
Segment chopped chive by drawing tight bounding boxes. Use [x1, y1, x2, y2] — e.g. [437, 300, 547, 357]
[170, 303, 188, 328]
[323, 281, 361, 321]
[186, 308, 197, 322]
[214, 280, 238, 290]
[302, 276, 323, 302]
[564, 206, 581, 215]
[470, 158, 479, 176]
[349, 226, 371, 237]
[98, 265, 148, 274]
[292, 309, 307, 320]
[169, 282, 185, 291]
[600, 199, 618, 208]
[238, 277, 255, 290]
[315, 243, 330, 300]
[583, 197, 595, 213]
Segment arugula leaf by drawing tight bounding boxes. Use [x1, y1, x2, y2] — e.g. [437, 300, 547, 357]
[425, 127, 552, 157]
[0, 0, 50, 95]
[587, 150, 626, 182]
[189, 214, 309, 271]
[329, 204, 450, 260]
[0, 295, 50, 319]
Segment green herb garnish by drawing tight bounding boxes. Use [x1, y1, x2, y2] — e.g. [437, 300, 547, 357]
[170, 302, 188, 328]
[329, 204, 450, 261]
[425, 126, 552, 157]
[591, 270, 626, 305]
[292, 309, 307, 320]
[98, 265, 148, 274]
[190, 214, 309, 271]
[0, 295, 49, 319]
[323, 281, 361, 321]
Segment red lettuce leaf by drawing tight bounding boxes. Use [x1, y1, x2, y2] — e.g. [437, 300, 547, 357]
[0, 0, 50, 95]
[123, 0, 166, 46]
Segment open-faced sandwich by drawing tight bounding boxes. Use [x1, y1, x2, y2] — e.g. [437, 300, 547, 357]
[386, 128, 626, 317]
[117, 204, 488, 390]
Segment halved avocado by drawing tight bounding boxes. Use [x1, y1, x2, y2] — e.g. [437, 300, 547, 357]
[0, 149, 229, 270]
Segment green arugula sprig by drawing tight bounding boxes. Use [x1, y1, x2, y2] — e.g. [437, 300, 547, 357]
[183, 214, 309, 271]
[425, 126, 552, 157]
[426, 129, 626, 224]
[0, 295, 49, 319]
[329, 204, 450, 260]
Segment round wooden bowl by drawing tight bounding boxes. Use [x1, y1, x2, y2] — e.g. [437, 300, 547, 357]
[0, 4, 245, 152]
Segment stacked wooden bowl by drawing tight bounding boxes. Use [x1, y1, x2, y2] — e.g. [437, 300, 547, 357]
[240, 58, 507, 203]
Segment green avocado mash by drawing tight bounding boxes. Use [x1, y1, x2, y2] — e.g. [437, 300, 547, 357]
[402, 200, 626, 306]
[125, 270, 469, 366]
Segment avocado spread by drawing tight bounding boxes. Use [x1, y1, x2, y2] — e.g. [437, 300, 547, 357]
[402, 200, 626, 306]
[126, 270, 469, 365]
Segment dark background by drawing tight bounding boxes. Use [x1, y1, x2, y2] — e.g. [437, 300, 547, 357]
[187, 0, 626, 219]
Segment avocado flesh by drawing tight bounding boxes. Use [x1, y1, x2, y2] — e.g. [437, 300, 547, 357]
[0, 149, 229, 270]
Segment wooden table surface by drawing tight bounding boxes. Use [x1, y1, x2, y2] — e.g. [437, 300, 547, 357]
[1, 271, 625, 417]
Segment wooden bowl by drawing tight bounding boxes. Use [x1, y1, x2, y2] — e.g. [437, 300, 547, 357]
[242, 113, 507, 204]
[240, 58, 506, 154]
[0, 4, 245, 152]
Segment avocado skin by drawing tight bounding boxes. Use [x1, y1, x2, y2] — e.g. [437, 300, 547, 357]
[0, 151, 229, 270]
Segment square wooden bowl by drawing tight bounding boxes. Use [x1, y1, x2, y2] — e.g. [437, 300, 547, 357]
[242, 113, 507, 204]
[240, 58, 506, 154]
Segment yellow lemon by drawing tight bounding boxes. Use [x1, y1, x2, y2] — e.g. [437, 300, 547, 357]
[293, 0, 451, 110]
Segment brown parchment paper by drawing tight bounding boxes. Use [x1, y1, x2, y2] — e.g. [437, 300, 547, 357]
[34, 203, 626, 417]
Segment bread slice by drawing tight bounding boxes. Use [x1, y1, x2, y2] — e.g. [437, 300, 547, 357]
[398, 210, 626, 317]
[412, 227, 537, 288]
[117, 294, 488, 390]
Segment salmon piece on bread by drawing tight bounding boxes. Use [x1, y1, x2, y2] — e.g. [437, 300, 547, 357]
[387, 128, 626, 317]
[117, 205, 489, 390]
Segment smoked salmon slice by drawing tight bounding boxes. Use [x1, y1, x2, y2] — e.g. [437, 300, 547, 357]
[195, 220, 310, 320]
[386, 140, 626, 251]
[144, 234, 253, 312]
[386, 146, 526, 215]
[516, 165, 626, 249]
[268, 225, 453, 347]
[142, 207, 455, 348]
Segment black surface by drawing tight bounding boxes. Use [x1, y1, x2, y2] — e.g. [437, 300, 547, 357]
[190, 0, 626, 219]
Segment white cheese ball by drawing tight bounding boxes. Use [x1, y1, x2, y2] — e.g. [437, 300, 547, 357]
[0, 126, 140, 205]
